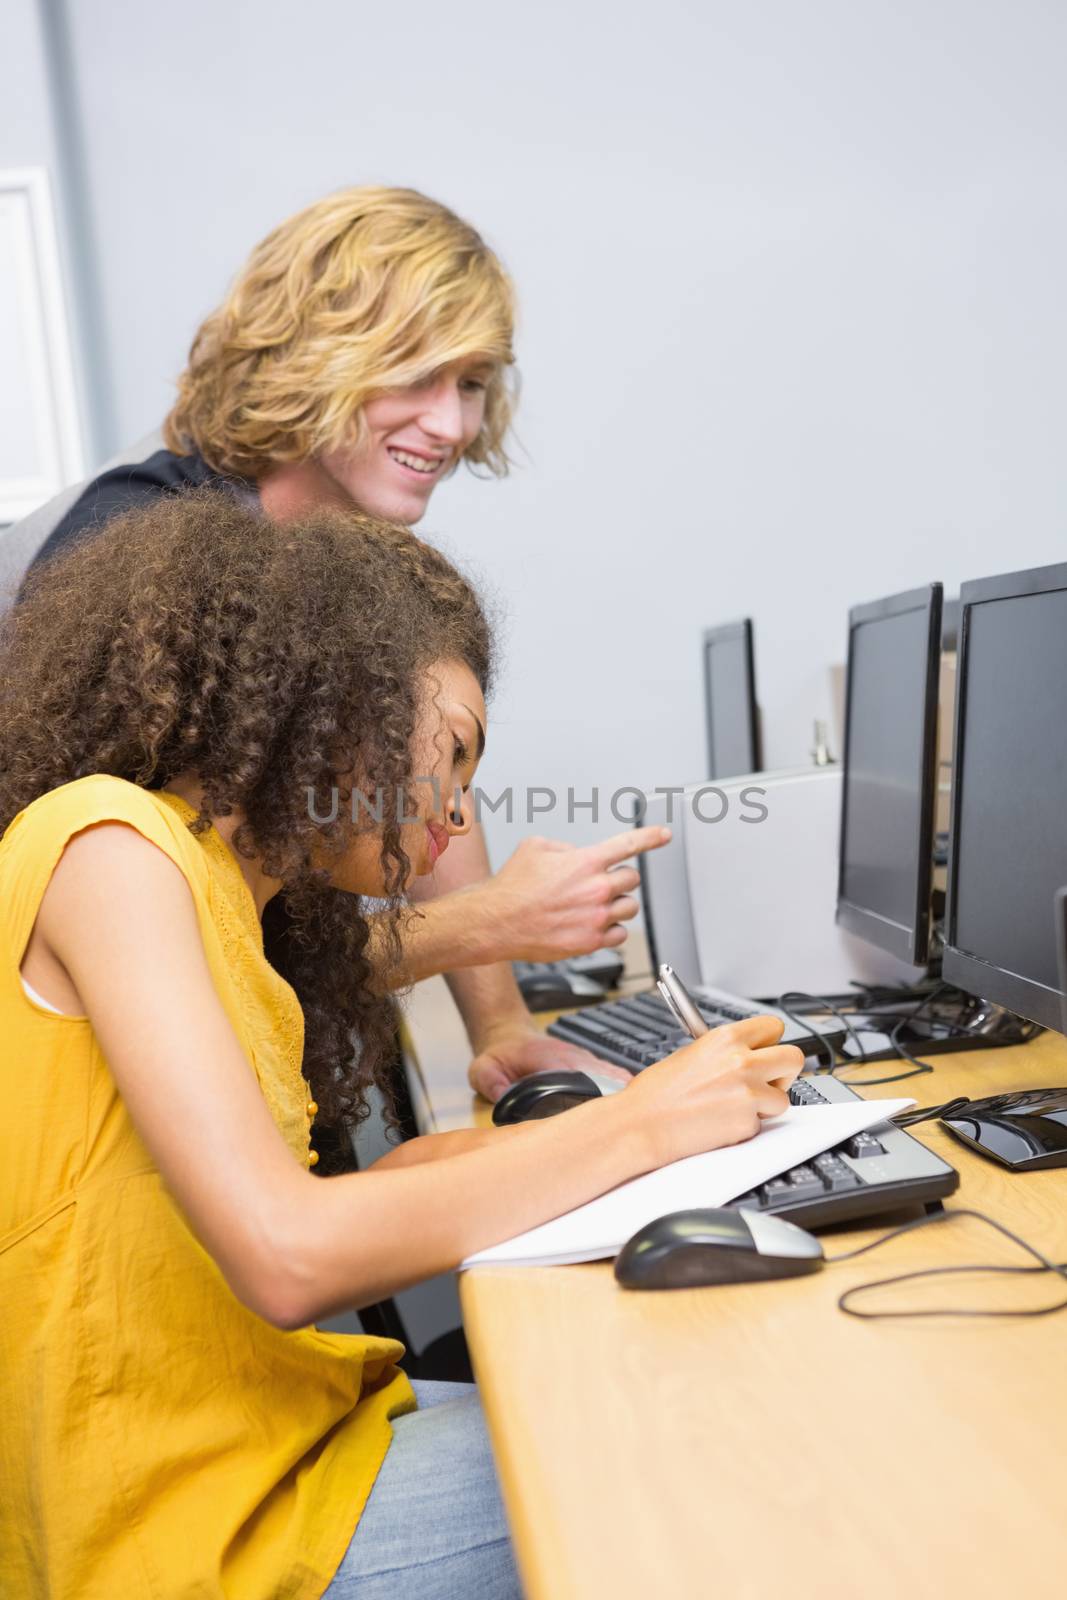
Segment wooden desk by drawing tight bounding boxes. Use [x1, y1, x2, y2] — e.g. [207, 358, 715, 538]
[401, 978, 1067, 1600]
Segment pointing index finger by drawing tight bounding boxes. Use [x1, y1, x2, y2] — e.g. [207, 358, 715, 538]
[585, 827, 672, 868]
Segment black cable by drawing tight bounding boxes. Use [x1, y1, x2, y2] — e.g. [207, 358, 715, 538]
[795, 984, 943, 1086]
[845, 1001, 1038, 1051]
[773, 995, 836, 1071]
[844, 980, 1001, 1084]
[825, 1207, 1067, 1320]
[782, 980, 1040, 1089]
[846, 1002, 939, 1086]
[776, 989, 868, 1072]
[824, 1207, 952, 1262]
[790, 979, 1018, 1032]
[777, 983, 949, 1084]
[891, 1095, 971, 1128]
[836, 1029, 936, 1086]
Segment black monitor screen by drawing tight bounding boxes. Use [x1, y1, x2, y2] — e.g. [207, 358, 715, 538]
[703, 621, 760, 780]
[837, 586, 941, 965]
[945, 579, 1067, 1026]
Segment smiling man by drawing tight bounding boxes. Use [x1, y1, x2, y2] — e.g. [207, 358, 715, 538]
[17, 186, 668, 1104]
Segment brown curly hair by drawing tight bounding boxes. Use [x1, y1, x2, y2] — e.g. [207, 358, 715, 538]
[0, 489, 493, 1133]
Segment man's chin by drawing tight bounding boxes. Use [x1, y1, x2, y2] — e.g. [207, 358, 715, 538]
[392, 493, 430, 528]
[353, 482, 432, 528]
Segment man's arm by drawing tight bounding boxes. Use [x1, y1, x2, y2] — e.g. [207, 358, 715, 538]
[411, 821, 563, 1102]
[369, 818, 671, 1100]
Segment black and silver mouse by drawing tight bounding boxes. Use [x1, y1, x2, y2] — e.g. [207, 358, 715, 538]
[614, 1207, 824, 1290]
[492, 1070, 603, 1125]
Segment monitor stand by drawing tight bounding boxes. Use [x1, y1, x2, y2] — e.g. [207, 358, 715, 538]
[836, 987, 1032, 1064]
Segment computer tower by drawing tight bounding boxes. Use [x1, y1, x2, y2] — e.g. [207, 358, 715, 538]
[636, 785, 703, 986]
[639, 768, 922, 1000]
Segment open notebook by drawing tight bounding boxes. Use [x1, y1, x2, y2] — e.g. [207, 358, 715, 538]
[461, 1098, 914, 1268]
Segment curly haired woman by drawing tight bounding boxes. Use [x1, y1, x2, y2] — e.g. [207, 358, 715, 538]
[0, 493, 800, 1599]
[17, 184, 666, 1107]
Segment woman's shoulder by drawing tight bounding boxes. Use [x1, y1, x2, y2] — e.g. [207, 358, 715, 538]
[0, 779, 211, 967]
[1, 777, 200, 874]
[12, 773, 169, 821]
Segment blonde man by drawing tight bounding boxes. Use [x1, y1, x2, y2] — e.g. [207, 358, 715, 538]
[21, 186, 668, 1103]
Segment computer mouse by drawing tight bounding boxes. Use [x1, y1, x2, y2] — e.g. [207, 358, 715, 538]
[491, 1070, 603, 1125]
[515, 968, 607, 1012]
[940, 1088, 1067, 1171]
[565, 950, 626, 989]
[614, 1207, 824, 1290]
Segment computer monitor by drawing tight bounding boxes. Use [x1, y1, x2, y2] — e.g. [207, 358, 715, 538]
[942, 562, 1067, 1030]
[835, 583, 943, 966]
[941, 597, 961, 653]
[702, 619, 761, 781]
[1057, 887, 1067, 1037]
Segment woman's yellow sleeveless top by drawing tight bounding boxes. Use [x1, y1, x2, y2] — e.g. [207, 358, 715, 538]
[0, 776, 415, 1599]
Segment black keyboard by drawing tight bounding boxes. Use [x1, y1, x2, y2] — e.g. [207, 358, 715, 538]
[546, 982, 845, 1066]
[547, 988, 959, 1228]
[723, 1074, 959, 1229]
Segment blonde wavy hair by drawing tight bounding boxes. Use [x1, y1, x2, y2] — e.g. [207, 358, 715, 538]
[164, 186, 516, 480]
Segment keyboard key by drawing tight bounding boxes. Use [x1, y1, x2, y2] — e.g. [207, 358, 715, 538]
[601, 1015, 661, 1045]
[783, 1166, 825, 1201]
[844, 1134, 886, 1159]
[760, 1178, 796, 1205]
[604, 1034, 646, 1060]
[789, 1079, 830, 1107]
[606, 1000, 664, 1032]
[630, 994, 676, 1020]
[558, 1015, 616, 1043]
[813, 1152, 860, 1190]
[699, 1002, 749, 1022]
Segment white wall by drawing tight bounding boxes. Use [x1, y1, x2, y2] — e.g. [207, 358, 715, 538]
[38, 0, 1067, 859]
[0, 1, 68, 522]
[1, 2, 59, 173]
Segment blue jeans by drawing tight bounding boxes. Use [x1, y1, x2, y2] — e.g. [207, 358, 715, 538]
[324, 1381, 523, 1598]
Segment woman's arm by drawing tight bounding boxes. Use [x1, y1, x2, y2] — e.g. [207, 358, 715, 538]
[370, 1125, 527, 1169]
[38, 824, 801, 1331]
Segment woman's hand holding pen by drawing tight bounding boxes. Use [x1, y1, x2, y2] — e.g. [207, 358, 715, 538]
[621, 1016, 804, 1171]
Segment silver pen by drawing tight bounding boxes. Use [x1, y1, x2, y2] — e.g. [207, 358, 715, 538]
[656, 964, 709, 1039]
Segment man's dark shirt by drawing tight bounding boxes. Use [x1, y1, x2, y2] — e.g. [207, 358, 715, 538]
[29, 448, 249, 577]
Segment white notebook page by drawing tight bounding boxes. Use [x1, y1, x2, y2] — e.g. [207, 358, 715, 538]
[462, 1099, 914, 1269]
